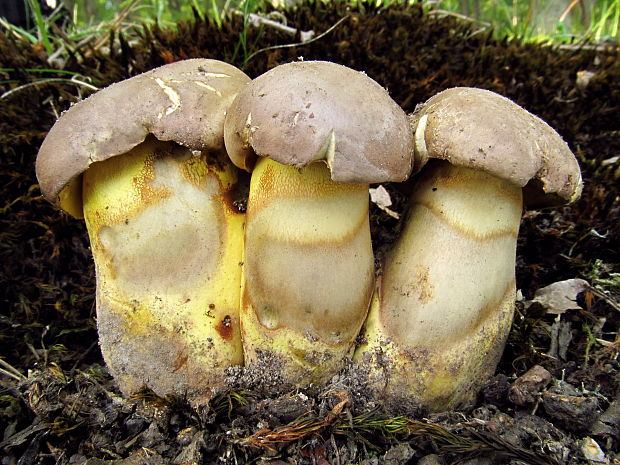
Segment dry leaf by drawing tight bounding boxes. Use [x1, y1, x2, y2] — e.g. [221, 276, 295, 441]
[526, 278, 589, 315]
[369, 185, 400, 219]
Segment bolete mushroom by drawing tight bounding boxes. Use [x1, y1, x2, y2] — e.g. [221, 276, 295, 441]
[224, 61, 414, 386]
[36, 59, 250, 403]
[355, 87, 582, 411]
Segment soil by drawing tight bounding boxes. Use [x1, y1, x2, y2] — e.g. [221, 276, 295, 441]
[1, 3, 619, 464]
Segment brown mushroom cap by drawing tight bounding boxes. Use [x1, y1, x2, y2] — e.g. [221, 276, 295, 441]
[224, 61, 414, 183]
[36, 59, 250, 217]
[411, 87, 582, 208]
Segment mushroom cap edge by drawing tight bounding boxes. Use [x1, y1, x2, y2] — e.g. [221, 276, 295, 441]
[223, 60, 415, 184]
[411, 87, 582, 208]
[36, 58, 251, 218]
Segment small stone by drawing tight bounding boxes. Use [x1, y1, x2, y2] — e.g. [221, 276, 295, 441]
[267, 393, 313, 423]
[138, 422, 165, 449]
[581, 437, 608, 463]
[124, 416, 147, 437]
[542, 392, 600, 432]
[508, 365, 552, 406]
[68, 454, 87, 465]
[590, 399, 620, 438]
[383, 443, 415, 465]
[459, 457, 495, 465]
[172, 429, 204, 465]
[417, 454, 446, 465]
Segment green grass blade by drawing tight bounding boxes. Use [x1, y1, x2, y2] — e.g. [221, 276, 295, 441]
[27, 0, 53, 56]
[0, 18, 38, 43]
[0, 68, 85, 77]
[209, 0, 223, 28]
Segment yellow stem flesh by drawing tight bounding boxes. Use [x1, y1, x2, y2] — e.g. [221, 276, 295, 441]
[356, 161, 523, 412]
[82, 137, 244, 403]
[241, 158, 374, 386]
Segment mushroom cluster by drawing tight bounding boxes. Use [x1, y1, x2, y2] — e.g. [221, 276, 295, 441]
[36, 59, 582, 412]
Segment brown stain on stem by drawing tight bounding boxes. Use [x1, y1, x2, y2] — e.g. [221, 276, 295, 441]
[215, 315, 234, 340]
[407, 264, 434, 304]
[409, 200, 520, 241]
[133, 147, 172, 207]
[249, 160, 368, 216]
[172, 351, 189, 373]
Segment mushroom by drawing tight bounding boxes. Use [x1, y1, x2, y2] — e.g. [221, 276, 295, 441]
[355, 87, 582, 411]
[224, 61, 414, 386]
[36, 59, 250, 403]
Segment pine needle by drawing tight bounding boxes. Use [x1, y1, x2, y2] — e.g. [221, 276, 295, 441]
[240, 397, 348, 451]
[240, 403, 561, 465]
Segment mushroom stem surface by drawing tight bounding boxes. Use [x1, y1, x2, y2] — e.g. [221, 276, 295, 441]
[356, 161, 522, 411]
[82, 137, 245, 402]
[241, 157, 374, 385]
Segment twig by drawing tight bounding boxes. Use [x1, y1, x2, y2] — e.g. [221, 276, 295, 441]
[87, 0, 142, 57]
[556, 42, 619, 51]
[0, 368, 23, 382]
[233, 10, 315, 42]
[241, 397, 348, 451]
[244, 15, 349, 66]
[559, 0, 583, 22]
[0, 77, 98, 100]
[426, 9, 492, 28]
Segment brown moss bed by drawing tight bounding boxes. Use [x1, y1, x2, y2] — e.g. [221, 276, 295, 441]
[0, 3, 619, 464]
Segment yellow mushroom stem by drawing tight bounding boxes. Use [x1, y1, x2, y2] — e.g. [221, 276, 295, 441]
[241, 157, 375, 386]
[356, 160, 523, 412]
[82, 136, 245, 403]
